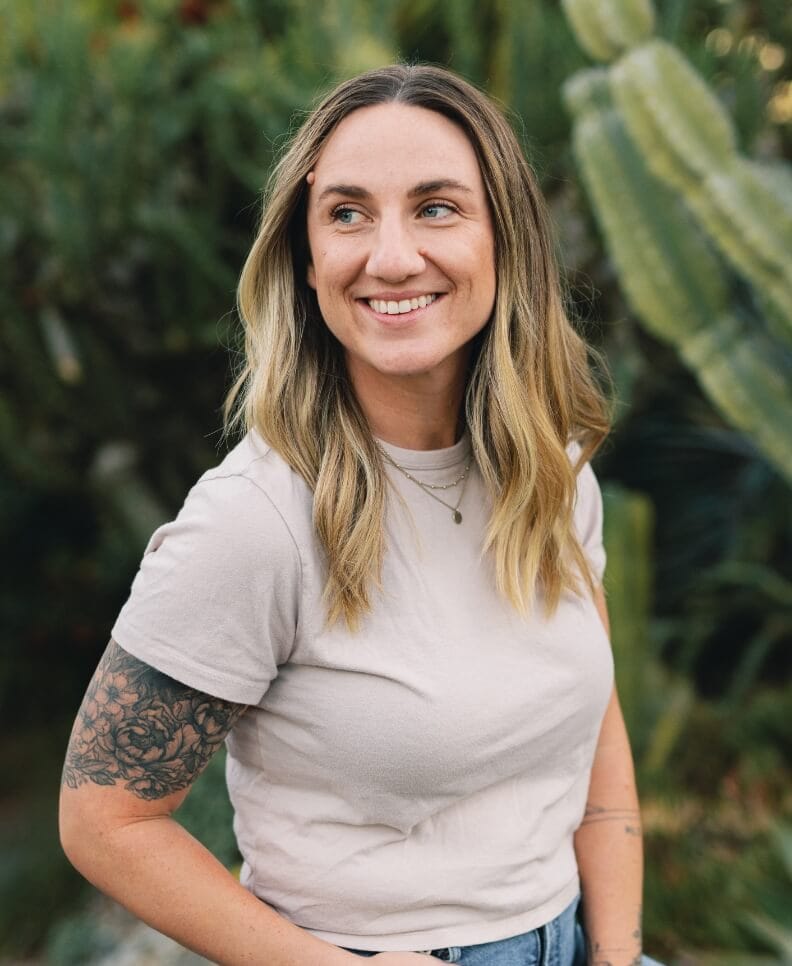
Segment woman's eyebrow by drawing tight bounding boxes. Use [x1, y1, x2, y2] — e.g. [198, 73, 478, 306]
[315, 179, 474, 204]
[408, 179, 474, 197]
[316, 184, 371, 203]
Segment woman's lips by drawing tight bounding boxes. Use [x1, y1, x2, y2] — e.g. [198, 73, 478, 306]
[359, 293, 445, 325]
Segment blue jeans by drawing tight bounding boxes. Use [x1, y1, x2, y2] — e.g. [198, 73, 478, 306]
[342, 895, 665, 965]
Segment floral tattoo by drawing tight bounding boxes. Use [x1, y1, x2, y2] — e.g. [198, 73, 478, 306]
[62, 639, 246, 800]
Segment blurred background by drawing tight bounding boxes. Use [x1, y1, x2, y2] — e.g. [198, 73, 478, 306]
[1, 0, 790, 963]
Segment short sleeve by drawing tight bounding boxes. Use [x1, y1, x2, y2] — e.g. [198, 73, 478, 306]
[567, 442, 607, 583]
[111, 473, 301, 705]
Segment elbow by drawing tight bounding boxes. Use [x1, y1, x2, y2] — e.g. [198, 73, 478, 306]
[59, 785, 119, 882]
[59, 783, 176, 886]
[59, 788, 93, 875]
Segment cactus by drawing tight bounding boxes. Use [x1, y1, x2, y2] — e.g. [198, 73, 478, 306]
[610, 41, 792, 335]
[562, 1, 792, 483]
[601, 483, 654, 739]
[560, 0, 654, 63]
[567, 92, 792, 481]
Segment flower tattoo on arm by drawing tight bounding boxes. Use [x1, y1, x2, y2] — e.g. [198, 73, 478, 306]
[62, 639, 247, 800]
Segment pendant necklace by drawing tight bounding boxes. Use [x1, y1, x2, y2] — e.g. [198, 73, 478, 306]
[379, 448, 474, 524]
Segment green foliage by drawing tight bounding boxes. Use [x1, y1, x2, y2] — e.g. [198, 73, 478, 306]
[640, 684, 792, 959]
[46, 912, 118, 966]
[0, 726, 89, 957]
[742, 825, 792, 961]
[0, 800, 85, 955]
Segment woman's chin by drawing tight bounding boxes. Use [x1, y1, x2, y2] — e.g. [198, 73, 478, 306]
[348, 347, 468, 384]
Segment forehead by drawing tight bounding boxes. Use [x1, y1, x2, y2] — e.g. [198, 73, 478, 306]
[312, 102, 485, 191]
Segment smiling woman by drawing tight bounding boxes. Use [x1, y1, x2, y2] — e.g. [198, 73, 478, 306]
[60, 64, 660, 966]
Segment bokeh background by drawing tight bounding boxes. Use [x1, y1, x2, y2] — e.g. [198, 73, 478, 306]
[1, 0, 790, 963]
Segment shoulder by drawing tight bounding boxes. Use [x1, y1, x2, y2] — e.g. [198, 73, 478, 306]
[112, 433, 307, 703]
[564, 438, 586, 470]
[133, 431, 311, 624]
[153, 430, 313, 561]
[200, 429, 312, 516]
[564, 438, 603, 490]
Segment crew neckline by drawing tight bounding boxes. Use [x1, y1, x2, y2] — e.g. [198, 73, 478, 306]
[376, 432, 471, 471]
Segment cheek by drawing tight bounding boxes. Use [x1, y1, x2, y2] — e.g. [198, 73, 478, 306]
[310, 249, 357, 298]
[459, 235, 497, 303]
[479, 239, 497, 304]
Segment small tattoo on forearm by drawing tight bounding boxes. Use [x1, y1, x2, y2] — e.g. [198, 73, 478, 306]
[587, 911, 642, 966]
[591, 953, 641, 966]
[580, 803, 642, 833]
[62, 640, 246, 800]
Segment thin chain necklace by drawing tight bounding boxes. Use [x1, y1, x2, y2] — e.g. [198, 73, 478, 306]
[379, 448, 474, 524]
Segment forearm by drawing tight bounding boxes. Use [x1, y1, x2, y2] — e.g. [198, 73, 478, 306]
[573, 693, 643, 966]
[60, 793, 355, 966]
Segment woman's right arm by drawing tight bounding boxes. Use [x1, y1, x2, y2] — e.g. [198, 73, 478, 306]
[59, 640, 434, 966]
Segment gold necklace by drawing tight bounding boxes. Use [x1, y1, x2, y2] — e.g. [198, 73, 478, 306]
[379, 449, 474, 524]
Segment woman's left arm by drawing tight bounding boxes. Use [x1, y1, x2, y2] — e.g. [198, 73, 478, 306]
[573, 585, 643, 966]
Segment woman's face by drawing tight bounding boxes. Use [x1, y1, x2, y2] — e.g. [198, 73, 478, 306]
[306, 102, 496, 395]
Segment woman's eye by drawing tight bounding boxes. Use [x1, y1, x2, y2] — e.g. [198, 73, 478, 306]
[332, 207, 363, 225]
[421, 203, 455, 219]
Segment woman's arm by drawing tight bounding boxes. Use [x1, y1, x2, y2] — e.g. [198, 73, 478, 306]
[61, 640, 434, 966]
[573, 588, 643, 966]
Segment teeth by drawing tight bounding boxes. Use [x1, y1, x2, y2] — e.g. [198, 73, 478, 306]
[368, 294, 437, 315]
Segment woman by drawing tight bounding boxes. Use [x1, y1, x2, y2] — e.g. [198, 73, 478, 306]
[60, 64, 654, 965]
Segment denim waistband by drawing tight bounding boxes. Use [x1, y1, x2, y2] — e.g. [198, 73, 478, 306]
[342, 893, 581, 965]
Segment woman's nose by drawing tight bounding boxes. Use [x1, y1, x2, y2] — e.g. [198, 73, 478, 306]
[365, 220, 426, 281]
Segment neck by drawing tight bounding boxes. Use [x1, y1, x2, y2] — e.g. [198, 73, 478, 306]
[347, 360, 467, 451]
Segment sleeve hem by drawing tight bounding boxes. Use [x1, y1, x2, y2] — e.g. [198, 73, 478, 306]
[111, 618, 270, 706]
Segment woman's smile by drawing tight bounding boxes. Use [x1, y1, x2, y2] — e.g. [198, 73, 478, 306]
[358, 292, 446, 327]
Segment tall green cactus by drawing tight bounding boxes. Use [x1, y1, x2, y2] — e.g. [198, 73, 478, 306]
[601, 483, 654, 740]
[611, 41, 792, 336]
[561, 0, 792, 484]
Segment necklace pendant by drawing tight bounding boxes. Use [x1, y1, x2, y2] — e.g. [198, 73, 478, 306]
[453, 510, 462, 524]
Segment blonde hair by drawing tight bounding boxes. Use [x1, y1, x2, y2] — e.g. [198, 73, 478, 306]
[225, 64, 611, 628]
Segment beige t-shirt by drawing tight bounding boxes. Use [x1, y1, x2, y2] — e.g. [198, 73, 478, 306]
[112, 430, 613, 952]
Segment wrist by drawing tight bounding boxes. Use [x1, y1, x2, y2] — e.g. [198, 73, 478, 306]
[587, 941, 642, 966]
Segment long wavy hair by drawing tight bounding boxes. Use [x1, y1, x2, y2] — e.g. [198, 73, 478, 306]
[225, 64, 611, 628]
